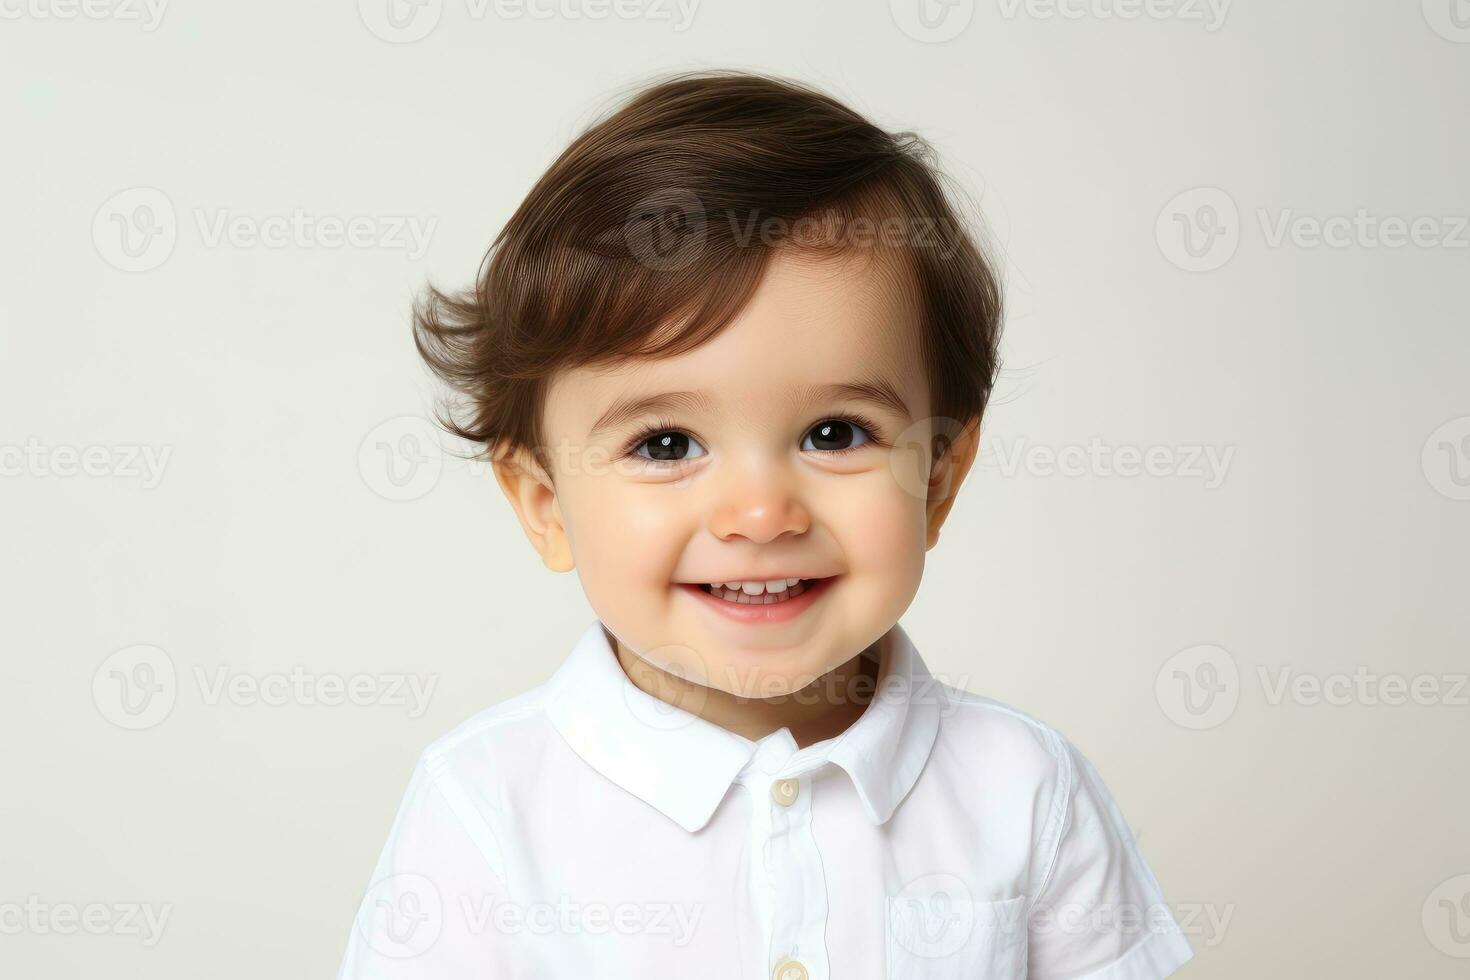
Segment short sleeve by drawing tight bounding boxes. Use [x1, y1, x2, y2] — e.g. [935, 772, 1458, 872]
[1026, 739, 1194, 980]
[336, 756, 515, 980]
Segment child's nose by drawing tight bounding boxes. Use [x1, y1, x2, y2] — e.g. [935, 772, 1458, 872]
[707, 476, 811, 544]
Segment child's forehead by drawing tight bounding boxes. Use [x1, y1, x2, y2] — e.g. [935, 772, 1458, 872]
[548, 249, 926, 418]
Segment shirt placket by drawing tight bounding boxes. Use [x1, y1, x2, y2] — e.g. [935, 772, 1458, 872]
[738, 730, 831, 980]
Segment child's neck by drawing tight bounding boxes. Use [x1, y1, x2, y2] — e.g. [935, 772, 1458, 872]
[613, 637, 884, 750]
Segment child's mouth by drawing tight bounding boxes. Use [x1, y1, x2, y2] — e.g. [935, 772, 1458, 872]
[677, 576, 836, 624]
[697, 578, 817, 604]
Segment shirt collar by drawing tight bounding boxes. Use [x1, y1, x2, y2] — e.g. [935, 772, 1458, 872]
[545, 619, 941, 833]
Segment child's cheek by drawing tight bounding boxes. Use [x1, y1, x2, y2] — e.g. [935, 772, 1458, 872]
[838, 471, 928, 615]
[563, 477, 689, 599]
[825, 465, 928, 564]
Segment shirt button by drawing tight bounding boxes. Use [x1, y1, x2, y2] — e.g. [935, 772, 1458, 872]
[771, 778, 800, 806]
[772, 959, 808, 980]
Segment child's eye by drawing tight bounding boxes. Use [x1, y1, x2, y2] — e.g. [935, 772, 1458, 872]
[633, 430, 707, 463]
[801, 418, 874, 453]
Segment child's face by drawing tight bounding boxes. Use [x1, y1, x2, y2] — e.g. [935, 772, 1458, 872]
[505, 248, 976, 698]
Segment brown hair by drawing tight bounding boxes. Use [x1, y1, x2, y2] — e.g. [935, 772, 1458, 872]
[412, 69, 1002, 471]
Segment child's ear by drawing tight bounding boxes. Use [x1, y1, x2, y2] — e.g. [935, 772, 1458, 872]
[924, 416, 982, 551]
[492, 444, 575, 573]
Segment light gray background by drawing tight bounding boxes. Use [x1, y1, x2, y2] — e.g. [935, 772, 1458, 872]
[3, 1, 1468, 977]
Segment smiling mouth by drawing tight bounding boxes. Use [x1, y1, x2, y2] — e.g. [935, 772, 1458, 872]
[695, 578, 823, 605]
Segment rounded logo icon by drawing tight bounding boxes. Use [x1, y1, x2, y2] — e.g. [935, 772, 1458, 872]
[1422, 873, 1470, 958]
[1155, 187, 1239, 272]
[887, 416, 969, 503]
[357, 873, 444, 959]
[621, 642, 708, 731]
[1422, 0, 1470, 43]
[92, 644, 177, 730]
[93, 187, 177, 273]
[1422, 416, 1470, 501]
[1155, 644, 1239, 730]
[890, 0, 976, 43]
[623, 189, 707, 272]
[358, 0, 443, 42]
[887, 873, 976, 959]
[359, 416, 444, 502]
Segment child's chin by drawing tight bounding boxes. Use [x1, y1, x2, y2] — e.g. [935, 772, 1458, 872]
[699, 646, 852, 699]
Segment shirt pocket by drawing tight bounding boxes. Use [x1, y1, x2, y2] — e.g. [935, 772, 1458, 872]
[885, 884, 1027, 980]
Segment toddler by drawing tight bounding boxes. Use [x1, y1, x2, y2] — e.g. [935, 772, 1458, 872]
[337, 69, 1193, 980]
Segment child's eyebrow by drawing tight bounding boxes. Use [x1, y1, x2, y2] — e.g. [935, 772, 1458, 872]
[588, 390, 715, 437]
[797, 379, 914, 423]
[587, 377, 912, 438]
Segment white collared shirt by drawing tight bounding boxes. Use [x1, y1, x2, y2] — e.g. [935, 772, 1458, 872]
[338, 620, 1193, 979]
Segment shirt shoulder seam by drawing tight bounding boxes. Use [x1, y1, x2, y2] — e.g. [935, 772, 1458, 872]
[939, 687, 1070, 754]
[419, 753, 511, 883]
[421, 690, 550, 763]
[939, 688, 1075, 912]
[1028, 728, 1075, 914]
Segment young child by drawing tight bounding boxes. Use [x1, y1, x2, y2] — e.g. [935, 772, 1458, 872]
[338, 70, 1194, 980]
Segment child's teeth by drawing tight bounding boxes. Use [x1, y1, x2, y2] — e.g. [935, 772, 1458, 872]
[702, 578, 812, 604]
